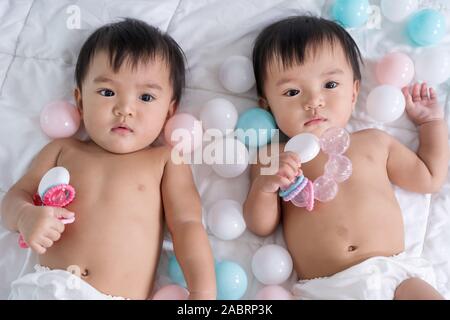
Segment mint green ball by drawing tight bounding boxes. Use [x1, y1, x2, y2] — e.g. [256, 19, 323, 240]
[235, 107, 277, 148]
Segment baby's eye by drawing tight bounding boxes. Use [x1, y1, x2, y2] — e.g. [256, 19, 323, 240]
[325, 81, 339, 89]
[98, 89, 115, 97]
[140, 94, 154, 102]
[284, 89, 300, 97]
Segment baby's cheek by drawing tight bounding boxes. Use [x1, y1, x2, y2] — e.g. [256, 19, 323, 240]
[278, 116, 302, 137]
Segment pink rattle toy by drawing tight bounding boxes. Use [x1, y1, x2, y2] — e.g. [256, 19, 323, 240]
[18, 167, 76, 248]
[279, 127, 352, 211]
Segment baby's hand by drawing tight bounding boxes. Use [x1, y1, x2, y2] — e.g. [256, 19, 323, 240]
[257, 151, 302, 193]
[402, 83, 444, 126]
[17, 205, 74, 254]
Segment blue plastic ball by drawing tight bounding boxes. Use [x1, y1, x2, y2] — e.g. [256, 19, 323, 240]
[215, 260, 248, 300]
[235, 107, 277, 148]
[406, 9, 447, 47]
[168, 255, 187, 287]
[331, 0, 370, 28]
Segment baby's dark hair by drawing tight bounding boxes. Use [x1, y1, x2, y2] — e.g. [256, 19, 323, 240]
[253, 15, 363, 98]
[75, 18, 185, 104]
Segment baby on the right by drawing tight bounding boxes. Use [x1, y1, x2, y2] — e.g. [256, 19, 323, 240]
[244, 16, 449, 299]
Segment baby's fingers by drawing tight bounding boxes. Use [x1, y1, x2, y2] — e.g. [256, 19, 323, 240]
[420, 83, 428, 100]
[402, 86, 413, 105]
[45, 229, 61, 242]
[412, 83, 421, 101]
[429, 87, 437, 101]
[29, 241, 46, 255]
[274, 175, 294, 190]
[277, 164, 297, 183]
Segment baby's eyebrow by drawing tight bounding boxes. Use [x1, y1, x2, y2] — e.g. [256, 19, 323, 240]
[276, 68, 345, 87]
[321, 68, 344, 76]
[93, 75, 162, 90]
[93, 75, 115, 83]
[276, 77, 295, 87]
[140, 83, 163, 91]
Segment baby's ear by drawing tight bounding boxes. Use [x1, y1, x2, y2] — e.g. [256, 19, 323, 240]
[258, 97, 270, 111]
[74, 87, 83, 118]
[167, 100, 176, 119]
[351, 80, 360, 111]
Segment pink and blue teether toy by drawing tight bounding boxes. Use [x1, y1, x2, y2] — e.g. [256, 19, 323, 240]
[279, 127, 352, 211]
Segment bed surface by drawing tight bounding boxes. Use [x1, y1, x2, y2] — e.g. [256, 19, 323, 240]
[0, 0, 449, 299]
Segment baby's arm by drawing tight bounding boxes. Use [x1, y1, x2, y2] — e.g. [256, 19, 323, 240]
[243, 144, 301, 236]
[1, 139, 74, 253]
[386, 83, 449, 193]
[162, 154, 216, 300]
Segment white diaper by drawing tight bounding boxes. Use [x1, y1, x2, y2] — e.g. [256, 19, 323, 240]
[292, 253, 437, 300]
[8, 265, 127, 300]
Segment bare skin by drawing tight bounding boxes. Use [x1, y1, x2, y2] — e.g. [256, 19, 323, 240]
[244, 41, 448, 299]
[1, 51, 216, 300]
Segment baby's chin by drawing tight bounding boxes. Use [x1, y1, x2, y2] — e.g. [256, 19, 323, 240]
[92, 137, 154, 154]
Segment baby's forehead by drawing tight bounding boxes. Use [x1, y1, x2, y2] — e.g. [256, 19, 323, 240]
[267, 41, 352, 75]
[82, 51, 172, 88]
[90, 50, 169, 73]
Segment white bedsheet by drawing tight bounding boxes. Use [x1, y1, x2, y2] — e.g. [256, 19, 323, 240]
[0, 0, 449, 299]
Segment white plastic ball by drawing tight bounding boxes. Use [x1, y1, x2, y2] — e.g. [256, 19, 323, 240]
[251, 244, 293, 285]
[200, 98, 238, 134]
[414, 47, 450, 85]
[219, 56, 255, 93]
[284, 133, 320, 163]
[366, 85, 405, 123]
[209, 138, 249, 178]
[207, 200, 246, 240]
[381, 0, 418, 22]
[38, 167, 70, 198]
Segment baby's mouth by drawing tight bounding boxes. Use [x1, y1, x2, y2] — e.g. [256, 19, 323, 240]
[304, 117, 327, 126]
[111, 124, 134, 134]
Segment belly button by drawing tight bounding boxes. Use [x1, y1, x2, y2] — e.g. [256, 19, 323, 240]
[348, 245, 357, 252]
[81, 269, 89, 277]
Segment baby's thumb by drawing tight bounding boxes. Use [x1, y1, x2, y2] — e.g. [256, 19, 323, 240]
[53, 207, 75, 220]
[401, 87, 413, 106]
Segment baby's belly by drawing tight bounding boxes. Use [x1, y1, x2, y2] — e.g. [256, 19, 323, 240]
[39, 194, 163, 300]
[283, 191, 405, 280]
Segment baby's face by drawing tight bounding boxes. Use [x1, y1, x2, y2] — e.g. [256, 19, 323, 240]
[75, 51, 175, 154]
[261, 42, 360, 137]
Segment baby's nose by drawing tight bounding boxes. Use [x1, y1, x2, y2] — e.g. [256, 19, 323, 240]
[114, 102, 135, 117]
[303, 102, 324, 111]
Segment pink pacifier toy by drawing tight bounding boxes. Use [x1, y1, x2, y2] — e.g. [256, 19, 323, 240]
[278, 127, 352, 211]
[18, 166, 76, 248]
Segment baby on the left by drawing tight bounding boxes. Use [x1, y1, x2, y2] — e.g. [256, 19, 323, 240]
[1, 18, 216, 300]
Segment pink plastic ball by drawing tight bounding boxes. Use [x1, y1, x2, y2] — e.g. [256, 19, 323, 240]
[319, 127, 350, 155]
[254, 285, 292, 300]
[164, 113, 203, 154]
[152, 284, 189, 300]
[375, 52, 414, 88]
[324, 154, 353, 183]
[313, 176, 338, 202]
[40, 101, 81, 138]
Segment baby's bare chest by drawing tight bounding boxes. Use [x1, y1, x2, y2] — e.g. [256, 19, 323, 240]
[56, 146, 166, 205]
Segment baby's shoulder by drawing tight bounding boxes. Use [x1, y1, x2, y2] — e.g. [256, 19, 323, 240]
[39, 137, 80, 156]
[352, 128, 392, 147]
[142, 144, 172, 165]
